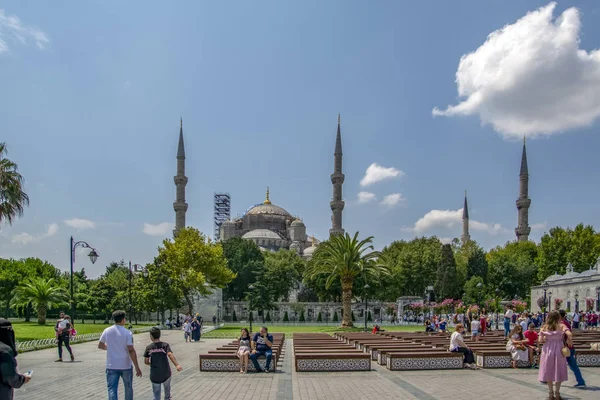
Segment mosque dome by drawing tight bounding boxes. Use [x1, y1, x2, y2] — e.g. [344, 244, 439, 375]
[244, 187, 292, 218]
[242, 229, 283, 240]
[579, 268, 599, 278]
[562, 263, 580, 279]
[291, 219, 305, 227]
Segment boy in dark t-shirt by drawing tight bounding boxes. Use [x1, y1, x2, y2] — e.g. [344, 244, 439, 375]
[144, 327, 182, 400]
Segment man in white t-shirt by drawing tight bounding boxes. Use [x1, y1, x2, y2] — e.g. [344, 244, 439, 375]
[98, 310, 142, 400]
[503, 306, 514, 338]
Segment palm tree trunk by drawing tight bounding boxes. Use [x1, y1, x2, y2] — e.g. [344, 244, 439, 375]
[341, 279, 353, 327]
[37, 303, 47, 325]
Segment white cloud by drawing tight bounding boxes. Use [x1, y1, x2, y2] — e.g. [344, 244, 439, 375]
[405, 208, 508, 235]
[360, 163, 404, 187]
[143, 222, 174, 236]
[64, 218, 96, 230]
[11, 222, 58, 245]
[0, 9, 49, 54]
[12, 232, 34, 245]
[357, 191, 376, 204]
[531, 222, 548, 230]
[439, 237, 454, 245]
[380, 193, 406, 207]
[432, 3, 600, 139]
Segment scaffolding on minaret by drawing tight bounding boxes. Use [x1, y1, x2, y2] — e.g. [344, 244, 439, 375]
[214, 193, 231, 241]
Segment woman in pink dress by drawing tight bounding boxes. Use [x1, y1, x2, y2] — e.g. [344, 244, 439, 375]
[538, 310, 570, 400]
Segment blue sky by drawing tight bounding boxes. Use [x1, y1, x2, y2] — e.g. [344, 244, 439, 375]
[2, 1, 600, 277]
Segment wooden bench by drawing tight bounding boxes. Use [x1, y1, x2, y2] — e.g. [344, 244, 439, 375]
[386, 352, 464, 371]
[199, 353, 277, 372]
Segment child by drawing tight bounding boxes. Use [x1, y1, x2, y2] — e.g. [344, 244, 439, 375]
[439, 318, 447, 332]
[183, 320, 191, 343]
[470, 315, 481, 342]
[237, 328, 251, 374]
[523, 322, 539, 368]
[144, 327, 183, 400]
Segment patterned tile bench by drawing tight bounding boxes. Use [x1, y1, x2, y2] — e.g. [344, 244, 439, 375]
[386, 352, 464, 371]
[199, 353, 277, 372]
[475, 350, 532, 368]
[574, 349, 600, 367]
[295, 353, 371, 372]
[371, 346, 435, 362]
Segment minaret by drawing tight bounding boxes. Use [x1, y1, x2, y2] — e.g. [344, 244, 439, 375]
[173, 118, 188, 237]
[461, 190, 470, 245]
[515, 136, 531, 242]
[330, 114, 345, 237]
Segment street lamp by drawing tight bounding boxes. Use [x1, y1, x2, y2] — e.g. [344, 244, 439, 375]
[476, 282, 483, 307]
[129, 262, 143, 325]
[364, 284, 370, 332]
[548, 291, 553, 312]
[575, 293, 579, 314]
[217, 304, 222, 324]
[425, 286, 434, 320]
[70, 236, 99, 319]
[596, 287, 600, 312]
[248, 284, 255, 333]
[495, 288, 500, 330]
[541, 282, 549, 321]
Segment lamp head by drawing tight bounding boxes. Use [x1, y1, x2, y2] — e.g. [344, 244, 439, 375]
[88, 249, 99, 264]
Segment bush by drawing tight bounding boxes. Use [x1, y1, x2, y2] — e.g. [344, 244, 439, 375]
[283, 311, 289, 322]
[266, 311, 272, 322]
[299, 310, 306, 322]
[332, 311, 339, 322]
[232, 310, 237, 322]
[317, 311, 322, 322]
[351, 311, 356, 322]
[367, 311, 372, 322]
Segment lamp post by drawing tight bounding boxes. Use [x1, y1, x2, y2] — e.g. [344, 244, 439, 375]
[364, 284, 370, 332]
[541, 282, 549, 321]
[575, 293, 579, 314]
[248, 284, 255, 333]
[70, 236, 99, 320]
[596, 287, 600, 312]
[217, 304, 222, 324]
[128, 262, 143, 325]
[325, 302, 329, 325]
[495, 288, 500, 330]
[548, 291, 553, 312]
[476, 282, 483, 307]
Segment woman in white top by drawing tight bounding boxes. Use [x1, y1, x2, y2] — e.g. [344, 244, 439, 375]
[449, 323, 477, 369]
[504, 305, 514, 338]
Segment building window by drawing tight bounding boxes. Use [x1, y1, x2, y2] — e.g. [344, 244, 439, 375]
[567, 301, 571, 311]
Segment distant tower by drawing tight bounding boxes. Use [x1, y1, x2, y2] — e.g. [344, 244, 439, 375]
[461, 190, 470, 245]
[213, 193, 231, 241]
[330, 114, 345, 237]
[173, 118, 188, 237]
[515, 137, 531, 242]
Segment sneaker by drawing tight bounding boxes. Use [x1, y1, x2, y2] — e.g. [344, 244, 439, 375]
[264, 368, 271, 373]
[55, 359, 63, 362]
[573, 383, 586, 389]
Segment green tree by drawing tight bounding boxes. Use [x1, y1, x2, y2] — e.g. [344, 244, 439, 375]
[232, 309, 237, 322]
[452, 239, 485, 291]
[0, 143, 29, 225]
[265, 311, 272, 322]
[263, 249, 304, 301]
[487, 241, 538, 300]
[11, 278, 68, 324]
[332, 311, 339, 322]
[282, 311, 289, 322]
[159, 228, 235, 312]
[305, 232, 388, 327]
[536, 224, 600, 281]
[435, 244, 459, 300]
[222, 238, 264, 301]
[467, 247, 488, 282]
[367, 310, 372, 322]
[376, 240, 409, 301]
[463, 276, 485, 306]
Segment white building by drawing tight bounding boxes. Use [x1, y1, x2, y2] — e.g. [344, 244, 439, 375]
[530, 258, 600, 313]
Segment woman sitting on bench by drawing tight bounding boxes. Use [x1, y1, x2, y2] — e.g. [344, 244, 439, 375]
[449, 324, 477, 369]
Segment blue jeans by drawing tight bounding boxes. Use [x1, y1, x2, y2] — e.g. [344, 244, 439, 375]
[152, 377, 171, 400]
[567, 348, 586, 385]
[106, 368, 133, 400]
[503, 318, 511, 337]
[250, 349, 272, 371]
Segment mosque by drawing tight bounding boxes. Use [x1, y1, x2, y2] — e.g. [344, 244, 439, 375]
[172, 115, 347, 260]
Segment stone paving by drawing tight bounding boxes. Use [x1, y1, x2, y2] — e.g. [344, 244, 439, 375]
[13, 329, 600, 399]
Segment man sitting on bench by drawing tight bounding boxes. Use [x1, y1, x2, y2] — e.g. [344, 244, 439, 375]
[250, 326, 273, 373]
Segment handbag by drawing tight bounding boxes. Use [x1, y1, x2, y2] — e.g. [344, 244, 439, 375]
[561, 331, 571, 357]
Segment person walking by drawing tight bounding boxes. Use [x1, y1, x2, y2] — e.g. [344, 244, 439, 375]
[98, 310, 143, 400]
[538, 311, 570, 399]
[504, 305, 514, 338]
[0, 319, 31, 399]
[143, 327, 182, 400]
[559, 309, 586, 388]
[56, 314, 75, 362]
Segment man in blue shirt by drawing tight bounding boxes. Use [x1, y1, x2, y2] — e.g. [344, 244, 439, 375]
[250, 326, 273, 372]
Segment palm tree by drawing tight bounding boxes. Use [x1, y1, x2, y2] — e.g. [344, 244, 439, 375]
[11, 278, 68, 325]
[0, 142, 29, 225]
[306, 232, 388, 327]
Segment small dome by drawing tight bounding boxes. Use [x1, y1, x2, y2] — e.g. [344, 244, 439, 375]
[545, 273, 562, 282]
[579, 268, 599, 277]
[303, 243, 318, 256]
[291, 219, 305, 227]
[242, 229, 282, 240]
[245, 203, 292, 218]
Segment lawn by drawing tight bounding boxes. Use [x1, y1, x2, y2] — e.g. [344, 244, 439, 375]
[201, 324, 420, 338]
[12, 321, 154, 342]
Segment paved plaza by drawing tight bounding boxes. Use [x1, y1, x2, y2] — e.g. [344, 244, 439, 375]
[12, 330, 600, 400]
